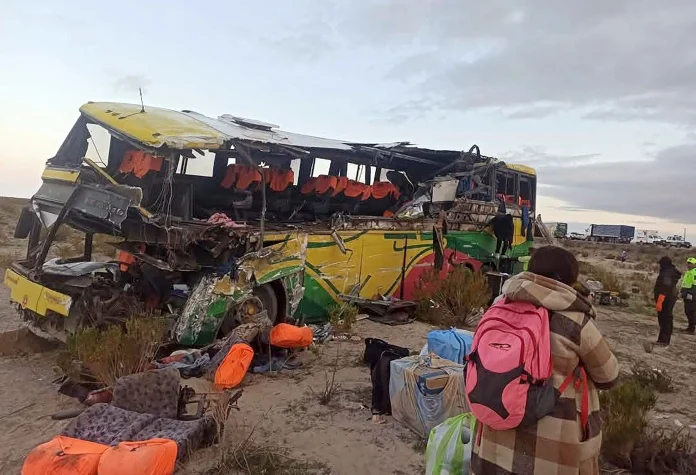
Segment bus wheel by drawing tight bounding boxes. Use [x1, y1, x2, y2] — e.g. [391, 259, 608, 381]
[253, 284, 279, 325]
[218, 284, 279, 338]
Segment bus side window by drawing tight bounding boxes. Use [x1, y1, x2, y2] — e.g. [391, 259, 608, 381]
[496, 172, 516, 204]
[519, 176, 532, 208]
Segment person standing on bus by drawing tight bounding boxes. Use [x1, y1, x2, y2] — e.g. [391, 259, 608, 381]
[680, 257, 696, 334]
[654, 256, 681, 345]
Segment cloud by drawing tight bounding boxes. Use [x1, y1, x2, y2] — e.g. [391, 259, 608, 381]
[505, 143, 696, 224]
[112, 75, 151, 94]
[332, 0, 696, 125]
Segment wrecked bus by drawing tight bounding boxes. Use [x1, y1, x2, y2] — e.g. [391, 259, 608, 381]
[3, 102, 536, 346]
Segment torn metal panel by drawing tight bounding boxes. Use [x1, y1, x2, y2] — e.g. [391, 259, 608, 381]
[281, 272, 305, 318]
[175, 275, 235, 346]
[173, 233, 308, 346]
[240, 234, 308, 285]
[33, 182, 134, 230]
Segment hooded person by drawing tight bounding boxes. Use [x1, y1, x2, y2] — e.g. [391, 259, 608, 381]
[471, 246, 619, 475]
[654, 256, 682, 345]
[680, 257, 696, 334]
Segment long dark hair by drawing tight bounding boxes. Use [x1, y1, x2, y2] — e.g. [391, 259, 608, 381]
[528, 246, 579, 286]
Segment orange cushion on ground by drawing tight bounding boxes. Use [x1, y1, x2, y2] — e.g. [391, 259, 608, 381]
[98, 439, 177, 475]
[22, 436, 108, 475]
[214, 342, 254, 389]
[269, 323, 314, 349]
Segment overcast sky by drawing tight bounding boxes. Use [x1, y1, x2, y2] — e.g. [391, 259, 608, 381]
[2, 1, 695, 238]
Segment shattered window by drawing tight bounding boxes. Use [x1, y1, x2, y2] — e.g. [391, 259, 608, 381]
[85, 124, 111, 166]
[312, 158, 331, 177]
[182, 150, 216, 177]
[519, 178, 531, 201]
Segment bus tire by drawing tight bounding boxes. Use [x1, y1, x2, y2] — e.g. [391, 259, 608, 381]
[253, 284, 279, 325]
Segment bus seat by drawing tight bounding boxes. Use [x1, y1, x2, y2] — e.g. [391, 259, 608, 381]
[496, 193, 515, 205]
[119, 150, 163, 179]
[220, 164, 238, 189]
[267, 168, 294, 193]
[235, 165, 262, 191]
[357, 181, 400, 216]
[264, 168, 295, 217]
[330, 177, 368, 213]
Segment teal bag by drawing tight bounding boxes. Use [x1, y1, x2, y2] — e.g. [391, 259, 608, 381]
[425, 413, 476, 475]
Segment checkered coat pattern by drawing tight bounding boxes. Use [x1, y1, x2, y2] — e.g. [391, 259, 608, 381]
[471, 272, 619, 475]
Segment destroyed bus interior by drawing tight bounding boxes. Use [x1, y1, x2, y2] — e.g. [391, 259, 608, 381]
[8, 102, 536, 343]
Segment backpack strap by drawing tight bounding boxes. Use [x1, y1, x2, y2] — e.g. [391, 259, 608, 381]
[559, 366, 590, 435]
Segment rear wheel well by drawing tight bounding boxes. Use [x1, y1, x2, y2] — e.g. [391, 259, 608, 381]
[268, 279, 288, 323]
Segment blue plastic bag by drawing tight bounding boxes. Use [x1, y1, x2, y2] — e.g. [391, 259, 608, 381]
[426, 329, 473, 364]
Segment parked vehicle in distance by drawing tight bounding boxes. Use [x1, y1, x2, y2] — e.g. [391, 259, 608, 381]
[545, 222, 568, 239]
[633, 229, 665, 246]
[569, 232, 585, 240]
[587, 224, 635, 244]
[665, 235, 692, 248]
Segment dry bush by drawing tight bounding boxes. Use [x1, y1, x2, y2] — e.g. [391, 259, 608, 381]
[606, 253, 617, 260]
[414, 267, 491, 328]
[599, 375, 695, 473]
[580, 251, 590, 258]
[578, 261, 623, 292]
[311, 346, 341, 405]
[205, 416, 331, 475]
[600, 377, 658, 465]
[57, 316, 168, 387]
[631, 362, 676, 393]
[328, 303, 358, 334]
[630, 428, 696, 474]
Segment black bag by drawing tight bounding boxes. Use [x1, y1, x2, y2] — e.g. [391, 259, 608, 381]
[370, 350, 405, 415]
[363, 338, 409, 368]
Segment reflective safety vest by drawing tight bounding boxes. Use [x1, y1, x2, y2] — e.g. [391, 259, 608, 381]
[682, 268, 696, 289]
[518, 255, 531, 271]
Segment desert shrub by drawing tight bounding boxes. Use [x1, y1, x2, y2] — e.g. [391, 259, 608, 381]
[578, 261, 623, 292]
[630, 427, 696, 474]
[414, 266, 490, 328]
[634, 261, 650, 271]
[581, 251, 590, 258]
[328, 303, 358, 334]
[600, 377, 658, 465]
[57, 316, 169, 387]
[606, 254, 616, 260]
[630, 362, 676, 393]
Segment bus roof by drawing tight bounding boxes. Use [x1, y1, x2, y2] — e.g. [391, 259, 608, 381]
[76, 101, 536, 176]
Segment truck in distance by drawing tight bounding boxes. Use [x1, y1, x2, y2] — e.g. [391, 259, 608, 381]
[587, 224, 635, 244]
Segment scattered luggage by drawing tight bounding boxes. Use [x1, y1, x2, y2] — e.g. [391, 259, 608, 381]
[426, 329, 474, 364]
[425, 413, 477, 475]
[363, 338, 409, 367]
[22, 436, 108, 475]
[269, 323, 313, 349]
[389, 355, 468, 438]
[98, 439, 177, 475]
[213, 342, 254, 389]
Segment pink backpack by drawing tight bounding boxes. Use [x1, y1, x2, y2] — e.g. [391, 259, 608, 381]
[465, 298, 560, 430]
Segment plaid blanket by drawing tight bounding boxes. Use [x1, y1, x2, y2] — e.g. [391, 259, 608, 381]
[472, 272, 619, 475]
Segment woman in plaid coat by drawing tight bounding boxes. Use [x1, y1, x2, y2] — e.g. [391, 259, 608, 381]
[471, 246, 619, 475]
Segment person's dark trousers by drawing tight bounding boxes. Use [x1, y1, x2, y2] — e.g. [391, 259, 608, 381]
[684, 298, 696, 332]
[657, 297, 677, 344]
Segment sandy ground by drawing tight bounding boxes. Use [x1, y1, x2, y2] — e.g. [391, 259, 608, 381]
[0, 295, 435, 474]
[1, 198, 696, 473]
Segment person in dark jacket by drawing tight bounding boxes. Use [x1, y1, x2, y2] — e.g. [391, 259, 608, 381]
[654, 256, 682, 345]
